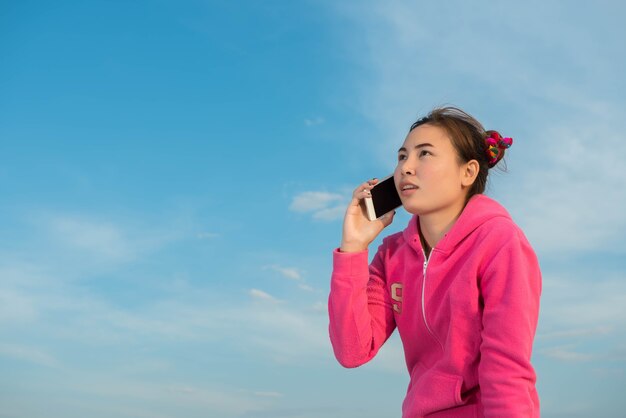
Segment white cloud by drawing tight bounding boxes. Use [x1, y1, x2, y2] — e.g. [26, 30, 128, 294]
[289, 191, 347, 221]
[48, 216, 134, 262]
[608, 345, 626, 361]
[539, 274, 626, 328]
[263, 264, 320, 293]
[0, 259, 334, 377]
[249, 288, 281, 303]
[0, 248, 329, 365]
[540, 345, 595, 362]
[0, 287, 38, 323]
[591, 367, 626, 379]
[537, 326, 613, 341]
[240, 303, 331, 364]
[298, 283, 315, 292]
[264, 264, 303, 281]
[57, 379, 278, 418]
[0, 342, 60, 368]
[312, 205, 346, 221]
[24, 212, 187, 270]
[253, 391, 284, 398]
[289, 191, 343, 212]
[311, 302, 327, 314]
[534, 272, 626, 364]
[197, 232, 219, 239]
[508, 121, 626, 254]
[304, 117, 325, 127]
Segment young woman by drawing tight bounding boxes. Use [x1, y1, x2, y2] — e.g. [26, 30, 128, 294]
[328, 107, 541, 417]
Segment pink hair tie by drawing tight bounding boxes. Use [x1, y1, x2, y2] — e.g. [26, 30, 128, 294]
[485, 131, 512, 167]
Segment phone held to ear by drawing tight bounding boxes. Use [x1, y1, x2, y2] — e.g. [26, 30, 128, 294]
[361, 175, 402, 221]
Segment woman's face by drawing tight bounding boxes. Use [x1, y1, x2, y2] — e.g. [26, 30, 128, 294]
[394, 124, 469, 217]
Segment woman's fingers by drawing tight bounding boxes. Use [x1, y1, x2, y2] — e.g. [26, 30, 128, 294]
[351, 178, 378, 201]
[378, 210, 396, 227]
[341, 178, 391, 251]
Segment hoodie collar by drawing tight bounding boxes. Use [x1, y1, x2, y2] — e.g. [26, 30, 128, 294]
[402, 194, 512, 256]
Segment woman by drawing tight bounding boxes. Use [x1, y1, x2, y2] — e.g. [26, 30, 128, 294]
[328, 107, 541, 417]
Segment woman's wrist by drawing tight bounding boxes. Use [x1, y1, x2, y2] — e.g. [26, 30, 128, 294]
[339, 241, 368, 253]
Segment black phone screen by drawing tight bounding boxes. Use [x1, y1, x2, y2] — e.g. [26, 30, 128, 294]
[371, 176, 402, 218]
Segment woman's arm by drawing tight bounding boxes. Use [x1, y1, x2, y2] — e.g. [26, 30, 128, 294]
[478, 227, 542, 417]
[328, 244, 397, 368]
[328, 179, 397, 368]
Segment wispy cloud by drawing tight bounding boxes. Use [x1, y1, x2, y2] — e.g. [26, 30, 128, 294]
[253, 391, 284, 398]
[264, 264, 303, 281]
[24, 211, 187, 270]
[539, 274, 626, 327]
[537, 326, 613, 341]
[263, 264, 320, 294]
[297, 283, 315, 292]
[289, 191, 343, 212]
[2, 209, 330, 367]
[0, 287, 38, 323]
[0, 257, 335, 390]
[591, 367, 626, 378]
[0, 342, 61, 368]
[509, 120, 626, 254]
[240, 304, 330, 364]
[289, 191, 347, 221]
[311, 301, 327, 314]
[197, 232, 220, 239]
[45, 216, 137, 263]
[304, 117, 325, 127]
[56, 378, 280, 418]
[540, 345, 595, 362]
[311, 205, 346, 221]
[535, 273, 626, 364]
[249, 288, 282, 303]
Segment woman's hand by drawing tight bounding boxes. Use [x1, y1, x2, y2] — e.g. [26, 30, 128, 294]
[340, 178, 396, 252]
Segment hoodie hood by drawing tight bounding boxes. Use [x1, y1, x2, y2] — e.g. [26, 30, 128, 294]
[402, 194, 512, 256]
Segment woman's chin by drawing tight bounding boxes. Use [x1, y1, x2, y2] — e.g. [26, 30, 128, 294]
[400, 202, 422, 216]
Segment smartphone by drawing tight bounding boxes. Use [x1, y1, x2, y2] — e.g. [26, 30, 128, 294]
[361, 175, 402, 221]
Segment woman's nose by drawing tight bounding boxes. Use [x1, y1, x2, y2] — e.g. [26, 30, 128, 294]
[400, 160, 415, 175]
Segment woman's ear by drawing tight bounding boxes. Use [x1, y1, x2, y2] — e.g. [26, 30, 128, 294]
[461, 159, 479, 187]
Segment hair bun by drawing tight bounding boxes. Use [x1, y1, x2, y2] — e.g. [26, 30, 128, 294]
[485, 130, 512, 168]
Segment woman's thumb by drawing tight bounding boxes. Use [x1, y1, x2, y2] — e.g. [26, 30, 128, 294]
[379, 210, 396, 227]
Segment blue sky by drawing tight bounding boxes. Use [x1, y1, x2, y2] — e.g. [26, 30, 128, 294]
[1, 0, 625, 417]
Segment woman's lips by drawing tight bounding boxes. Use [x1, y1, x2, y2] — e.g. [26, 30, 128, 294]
[399, 185, 419, 196]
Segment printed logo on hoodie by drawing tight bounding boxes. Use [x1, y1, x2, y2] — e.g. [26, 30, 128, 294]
[391, 283, 403, 314]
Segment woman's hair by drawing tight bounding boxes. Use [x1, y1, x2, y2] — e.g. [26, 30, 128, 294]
[409, 106, 506, 200]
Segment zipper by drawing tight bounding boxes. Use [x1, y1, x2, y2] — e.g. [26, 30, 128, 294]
[422, 249, 444, 352]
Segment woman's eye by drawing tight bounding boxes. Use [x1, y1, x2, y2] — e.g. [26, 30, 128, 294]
[398, 154, 407, 161]
[419, 150, 431, 157]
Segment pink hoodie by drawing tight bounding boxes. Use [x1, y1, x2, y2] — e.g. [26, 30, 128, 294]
[328, 195, 541, 417]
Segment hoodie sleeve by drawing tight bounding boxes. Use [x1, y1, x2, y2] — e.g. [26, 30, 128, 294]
[328, 244, 396, 368]
[478, 227, 542, 417]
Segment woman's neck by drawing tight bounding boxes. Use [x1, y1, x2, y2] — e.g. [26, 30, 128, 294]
[418, 201, 466, 253]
